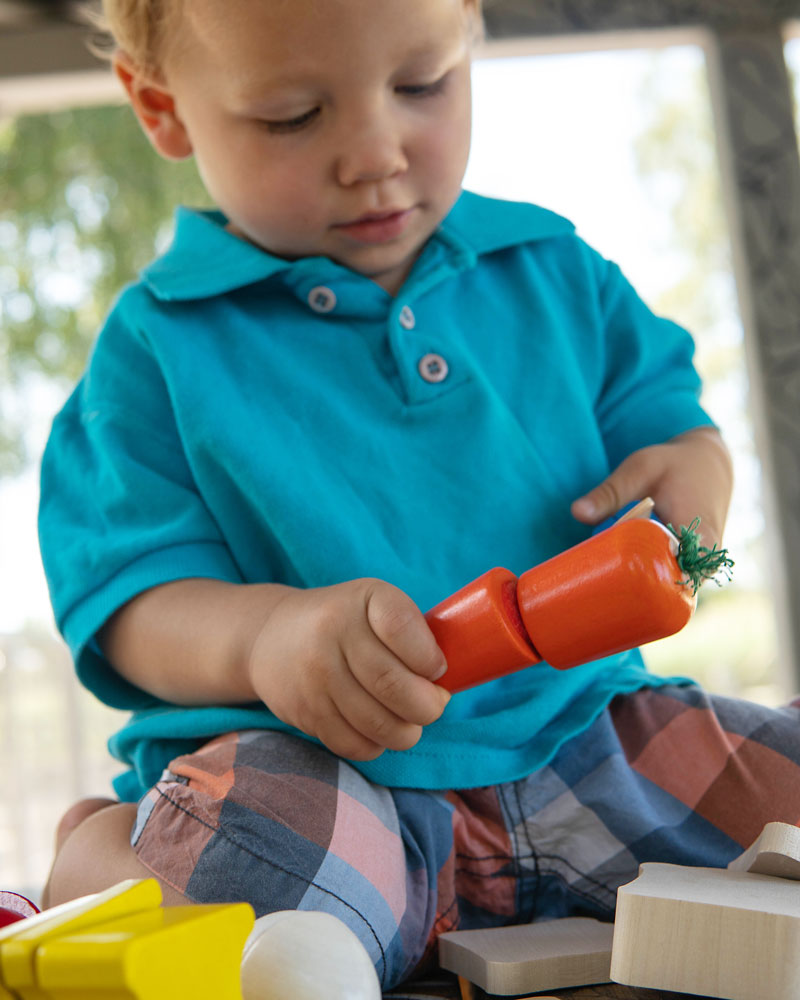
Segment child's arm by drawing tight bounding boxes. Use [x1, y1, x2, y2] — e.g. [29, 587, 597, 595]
[100, 577, 451, 762]
[570, 426, 733, 547]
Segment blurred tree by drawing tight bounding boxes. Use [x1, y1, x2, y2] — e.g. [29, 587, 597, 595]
[632, 53, 780, 696]
[634, 56, 738, 380]
[0, 103, 210, 473]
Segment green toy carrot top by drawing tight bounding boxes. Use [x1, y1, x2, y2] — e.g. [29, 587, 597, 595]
[669, 517, 735, 595]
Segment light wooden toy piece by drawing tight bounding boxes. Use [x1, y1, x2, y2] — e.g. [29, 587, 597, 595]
[438, 916, 614, 995]
[456, 978, 561, 1000]
[34, 903, 254, 1000]
[726, 820, 800, 880]
[0, 879, 161, 1000]
[610, 862, 800, 1000]
[241, 910, 381, 1000]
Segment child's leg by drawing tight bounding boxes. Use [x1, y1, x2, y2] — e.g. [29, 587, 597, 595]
[480, 684, 800, 923]
[125, 730, 458, 991]
[43, 799, 190, 908]
[45, 689, 797, 987]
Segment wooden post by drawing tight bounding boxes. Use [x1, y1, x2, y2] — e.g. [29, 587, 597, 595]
[704, 24, 800, 690]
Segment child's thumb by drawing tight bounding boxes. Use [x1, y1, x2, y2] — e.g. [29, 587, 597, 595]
[571, 454, 649, 524]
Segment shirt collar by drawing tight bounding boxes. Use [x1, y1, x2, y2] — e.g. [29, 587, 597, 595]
[441, 189, 574, 256]
[141, 191, 575, 302]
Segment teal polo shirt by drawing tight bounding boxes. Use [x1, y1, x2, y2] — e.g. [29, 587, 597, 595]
[38, 191, 710, 801]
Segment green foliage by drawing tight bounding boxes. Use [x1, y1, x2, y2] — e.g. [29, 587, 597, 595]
[0, 102, 210, 472]
[634, 54, 778, 695]
[634, 56, 735, 374]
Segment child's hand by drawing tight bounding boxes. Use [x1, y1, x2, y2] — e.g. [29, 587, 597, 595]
[246, 579, 451, 761]
[571, 426, 733, 548]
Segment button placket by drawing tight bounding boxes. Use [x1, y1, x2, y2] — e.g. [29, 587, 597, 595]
[387, 298, 459, 403]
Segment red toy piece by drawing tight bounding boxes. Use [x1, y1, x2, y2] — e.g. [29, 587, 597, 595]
[426, 517, 706, 694]
[0, 891, 40, 928]
[423, 567, 541, 693]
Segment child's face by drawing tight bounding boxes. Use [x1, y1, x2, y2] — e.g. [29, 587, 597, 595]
[130, 0, 476, 295]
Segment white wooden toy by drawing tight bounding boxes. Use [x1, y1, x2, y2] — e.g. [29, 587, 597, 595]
[610, 861, 800, 1000]
[726, 820, 800, 880]
[437, 916, 613, 995]
[240, 910, 381, 1000]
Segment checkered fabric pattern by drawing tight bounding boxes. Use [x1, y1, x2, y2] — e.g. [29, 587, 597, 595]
[131, 685, 800, 990]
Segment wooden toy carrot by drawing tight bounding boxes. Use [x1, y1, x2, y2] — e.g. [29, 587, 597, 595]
[426, 507, 733, 692]
[425, 567, 540, 694]
[518, 518, 698, 670]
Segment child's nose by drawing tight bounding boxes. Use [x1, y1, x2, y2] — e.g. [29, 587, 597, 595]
[336, 118, 408, 186]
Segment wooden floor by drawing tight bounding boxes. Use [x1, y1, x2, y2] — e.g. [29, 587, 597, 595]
[385, 975, 713, 999]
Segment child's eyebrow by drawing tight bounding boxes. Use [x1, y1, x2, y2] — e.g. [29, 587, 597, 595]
[228, 38, 467, 106]
[399, 37, 469, 65]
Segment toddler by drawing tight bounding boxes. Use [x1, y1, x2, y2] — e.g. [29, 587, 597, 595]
[39, 0, 800, 989]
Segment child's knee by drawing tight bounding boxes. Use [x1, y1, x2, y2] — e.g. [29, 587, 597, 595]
[131, 731, 439, 988]
[131, 731, 345, 910]
[44, 801, 187, 907]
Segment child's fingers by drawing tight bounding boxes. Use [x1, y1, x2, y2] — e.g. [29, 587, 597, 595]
[363, 582, 448, 681]
[313, 697, 386, 761]
[346, 636, 451, 727]
[329, 672, 425, 753]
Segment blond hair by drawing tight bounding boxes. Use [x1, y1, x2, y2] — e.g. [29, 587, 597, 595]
[90, 0, 484, 72]
[87, 0, 181, 72]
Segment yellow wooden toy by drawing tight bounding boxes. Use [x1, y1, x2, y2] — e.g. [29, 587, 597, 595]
[34, 903, 254, 1000]
[0, 880, 161, 1000]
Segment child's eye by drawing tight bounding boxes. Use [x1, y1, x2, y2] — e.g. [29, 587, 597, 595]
[396, 74, 448, 98]
[262, 107, 320, 134]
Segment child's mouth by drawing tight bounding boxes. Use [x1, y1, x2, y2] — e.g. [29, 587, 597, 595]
[335, 208, 413, 244]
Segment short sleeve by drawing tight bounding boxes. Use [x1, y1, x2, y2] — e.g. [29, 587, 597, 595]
[591, 253, 714, 466]
[38, 293, 242, 709]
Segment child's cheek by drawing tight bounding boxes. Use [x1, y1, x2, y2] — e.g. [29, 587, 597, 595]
[424, 112, 471, 185]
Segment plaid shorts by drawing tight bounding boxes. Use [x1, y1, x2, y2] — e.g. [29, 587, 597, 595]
[130, 684, 800, 990]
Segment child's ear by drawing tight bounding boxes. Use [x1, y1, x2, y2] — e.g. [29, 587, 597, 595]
[463, 0, 484, 45]
[113, 52, 193, 161]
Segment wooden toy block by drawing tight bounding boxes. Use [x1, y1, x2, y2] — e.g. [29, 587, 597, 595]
[0, 879, 161, 1000]
[726, 820, 800, 880]
[34, 902, 254, 1000]
[438, 917, 614, 995]
[610, 862, 800, 1000]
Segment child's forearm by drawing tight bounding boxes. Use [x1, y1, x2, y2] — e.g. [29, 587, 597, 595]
[102, 576, 450, 760]
[100, 578, 296, 705]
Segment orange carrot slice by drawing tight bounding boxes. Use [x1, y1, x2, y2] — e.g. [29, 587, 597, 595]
[425, 567, 541, 693]
[517, 518, 696, 669]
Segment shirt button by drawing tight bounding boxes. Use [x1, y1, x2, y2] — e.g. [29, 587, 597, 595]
[307, 286, 337, 313]
[398, 305, 416, 329]
[418, 353, 449, 383]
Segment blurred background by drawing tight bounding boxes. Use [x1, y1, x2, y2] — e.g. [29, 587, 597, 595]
[2, 0, 800, 901]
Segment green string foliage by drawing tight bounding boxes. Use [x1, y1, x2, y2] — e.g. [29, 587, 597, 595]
[667, 518, 735, 595]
